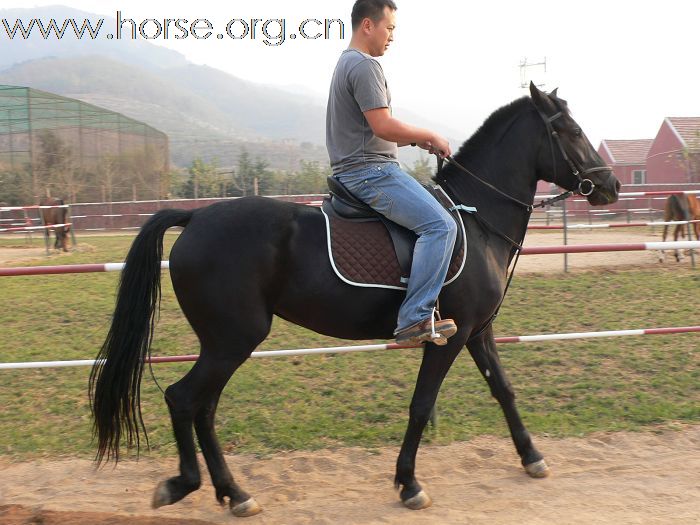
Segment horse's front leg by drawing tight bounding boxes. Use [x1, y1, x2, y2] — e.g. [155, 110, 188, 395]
[395, 336, 464, 510]
[466, 326, 550, 478]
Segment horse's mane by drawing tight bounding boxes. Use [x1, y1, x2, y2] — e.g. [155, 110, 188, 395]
[449, 96, 533, 164]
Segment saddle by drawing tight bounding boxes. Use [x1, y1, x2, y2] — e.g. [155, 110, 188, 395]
[320, 176, 469, 289]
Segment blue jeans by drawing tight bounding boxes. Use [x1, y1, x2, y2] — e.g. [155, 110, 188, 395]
[334, 162, 458, 334]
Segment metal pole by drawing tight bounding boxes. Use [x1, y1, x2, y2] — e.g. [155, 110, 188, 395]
[22, 209, 32, 246]
[688, 222, 696, 269]
[428, 404, 438, 428]
[67, 203, 77, 248]
[562, 200, 569, 272]
[26, 87, 36, 202]
[38, 207, 50, 255]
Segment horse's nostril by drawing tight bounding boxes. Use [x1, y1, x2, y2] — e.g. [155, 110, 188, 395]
[615, 180, 621, 192]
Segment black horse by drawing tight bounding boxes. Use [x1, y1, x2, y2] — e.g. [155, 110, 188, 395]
[90, 83, 620, 516]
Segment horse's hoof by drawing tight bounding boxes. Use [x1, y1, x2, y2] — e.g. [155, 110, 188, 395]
[151, 481, 172, 509]
[402, 490, 432, 510]
[524, 459, 551, 478]
[231, 497, 262, 517]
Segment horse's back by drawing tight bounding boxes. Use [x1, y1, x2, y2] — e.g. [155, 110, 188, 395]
[169, 196, 317, 270]
[665, 194, 690, 221]
[39, 197, 66, 224]
[688, 195, 700, 217]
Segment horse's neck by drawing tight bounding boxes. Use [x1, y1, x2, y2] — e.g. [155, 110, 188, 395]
[446, 112, 541, 266]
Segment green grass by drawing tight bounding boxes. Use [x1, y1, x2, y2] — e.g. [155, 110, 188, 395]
[0, 234, 698, 460]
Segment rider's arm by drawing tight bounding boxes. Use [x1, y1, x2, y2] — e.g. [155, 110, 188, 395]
[364, 107, 451, 156]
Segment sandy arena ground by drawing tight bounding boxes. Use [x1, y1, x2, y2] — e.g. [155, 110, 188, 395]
[1, 426, 699, 524]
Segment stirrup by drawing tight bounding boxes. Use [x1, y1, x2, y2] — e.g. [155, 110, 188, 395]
[429, 306, 443, 342]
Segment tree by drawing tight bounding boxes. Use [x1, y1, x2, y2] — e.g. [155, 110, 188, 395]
[229, 148, 275, 196]
[287, 160, 331, 194]
[36, 129, 80, 200]
[163, 168, 189, 199]
[96, 155, 119, 203]
[120, 146, 166, 200]
[406, 153, 435, 183]
[182, 157, 222, 199]
[0, 168, 32, 205]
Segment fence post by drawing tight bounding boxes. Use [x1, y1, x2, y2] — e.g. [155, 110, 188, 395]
[38, 207, 50, 255]
[562, 200, 569, 272]
[67, 204, 78, 248]
[429, 404, 438, 428]
[688, 222, 696, 269]
[22, 209, 33, 246]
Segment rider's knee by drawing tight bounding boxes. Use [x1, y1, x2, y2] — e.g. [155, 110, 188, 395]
[443, 215, 458, 242]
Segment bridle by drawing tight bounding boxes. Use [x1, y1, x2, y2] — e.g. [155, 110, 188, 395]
[533, 104, 614, 199]
[438, 100, 615, 213]
[434, 99, 615, 343]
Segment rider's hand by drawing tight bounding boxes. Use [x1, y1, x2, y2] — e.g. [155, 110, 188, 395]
[417, 134, 451, 158]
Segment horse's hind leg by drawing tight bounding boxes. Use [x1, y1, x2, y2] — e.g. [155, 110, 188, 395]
[152, 292, 271, 516]
[153, 352, 263, 514]
[674, 225, 684, 261]
[659, 225, 669, 262]
[151, 358, 210, 508]
[466, 326, 550, 478]
[192, 350, 265, 517]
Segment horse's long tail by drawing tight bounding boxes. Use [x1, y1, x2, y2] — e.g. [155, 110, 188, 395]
[89, 208, 192, 465]
[667, 194, 691, 222]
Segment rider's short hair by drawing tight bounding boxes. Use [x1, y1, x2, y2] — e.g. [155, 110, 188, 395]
[351, 0, 397, 31]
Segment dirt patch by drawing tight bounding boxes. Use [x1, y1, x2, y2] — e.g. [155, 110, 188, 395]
[0, 246, 48, 266]
[1, 427, 698, 524]
[0, 505, 211, 525]
[0, 244, 96, 266]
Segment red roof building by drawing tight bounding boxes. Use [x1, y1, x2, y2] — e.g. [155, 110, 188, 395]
[598, 139, 653, 186]
[646, 117, 700, 184]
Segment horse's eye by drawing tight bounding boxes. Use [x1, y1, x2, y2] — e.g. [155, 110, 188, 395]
[573, 128, 582, 137]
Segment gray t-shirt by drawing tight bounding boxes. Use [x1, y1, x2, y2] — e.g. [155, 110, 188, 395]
[326, 48, 399, 175]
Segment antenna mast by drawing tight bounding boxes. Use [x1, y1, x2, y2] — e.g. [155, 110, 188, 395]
[519, 57, 547, 90]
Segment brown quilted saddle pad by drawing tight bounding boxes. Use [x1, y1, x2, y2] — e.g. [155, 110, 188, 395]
[321, 195, 467, 290]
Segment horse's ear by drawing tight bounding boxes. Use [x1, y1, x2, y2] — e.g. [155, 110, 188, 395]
[549, 88, 559, 98]
[529, 81, 547, 108]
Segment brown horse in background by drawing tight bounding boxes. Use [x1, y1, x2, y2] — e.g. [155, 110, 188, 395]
[659, 194, 700, 262]
[39, 197, 70, 252]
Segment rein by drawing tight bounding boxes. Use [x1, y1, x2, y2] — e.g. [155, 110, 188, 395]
[435, 101, 614, 343]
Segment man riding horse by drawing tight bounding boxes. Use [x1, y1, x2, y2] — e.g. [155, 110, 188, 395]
[90, 0, 620, 516]
[326, 0, 458, 346]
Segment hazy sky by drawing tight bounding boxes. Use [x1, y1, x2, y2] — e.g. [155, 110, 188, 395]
[5, 0, 700, 147]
